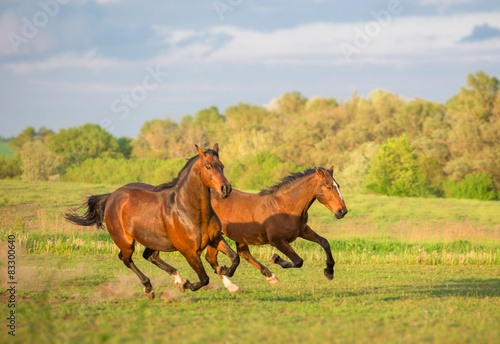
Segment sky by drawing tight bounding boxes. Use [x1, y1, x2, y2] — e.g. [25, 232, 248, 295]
[1, 0, 500, 139]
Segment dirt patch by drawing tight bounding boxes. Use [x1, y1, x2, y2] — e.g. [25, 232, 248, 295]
[95, 274, 139, 298]
[161, 290, 192, 303]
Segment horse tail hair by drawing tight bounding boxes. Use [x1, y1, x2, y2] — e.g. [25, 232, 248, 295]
[65, 193, 111, 229]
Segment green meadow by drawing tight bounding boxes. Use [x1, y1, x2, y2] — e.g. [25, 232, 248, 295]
[0, 179, 499, 343]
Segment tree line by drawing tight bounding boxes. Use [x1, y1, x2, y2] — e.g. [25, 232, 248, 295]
[1, 71, 498, 200]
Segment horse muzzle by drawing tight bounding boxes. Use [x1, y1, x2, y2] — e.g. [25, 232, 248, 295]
[219, 184, 232, 199]
[335, 208, 348, 219]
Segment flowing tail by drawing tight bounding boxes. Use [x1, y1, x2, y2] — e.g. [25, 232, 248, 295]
[65, 194, 111, 229]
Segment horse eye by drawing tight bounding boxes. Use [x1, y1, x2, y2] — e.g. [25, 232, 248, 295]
[205, 165, 212, 170]
[326, 186, 332, 190]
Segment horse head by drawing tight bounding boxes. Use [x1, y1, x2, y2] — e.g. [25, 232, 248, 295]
[196, 143, 232, 199]
[314, 166, 348, 219]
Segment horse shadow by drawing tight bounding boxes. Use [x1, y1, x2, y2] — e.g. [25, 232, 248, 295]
[381, 278, 500, 301]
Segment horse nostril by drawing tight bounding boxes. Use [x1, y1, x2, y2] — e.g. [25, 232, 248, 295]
[221, 184, 231, 195]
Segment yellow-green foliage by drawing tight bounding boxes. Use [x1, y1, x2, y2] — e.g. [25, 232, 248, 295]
[4, 72, 500, 199]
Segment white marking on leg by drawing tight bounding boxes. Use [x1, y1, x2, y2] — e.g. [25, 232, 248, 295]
[221, 275, 240, 293]
[172, 271, 183, 285]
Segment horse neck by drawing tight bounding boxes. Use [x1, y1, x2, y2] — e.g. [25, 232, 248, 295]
[271, 173, 318, 216]
[176, 161, 212, 215]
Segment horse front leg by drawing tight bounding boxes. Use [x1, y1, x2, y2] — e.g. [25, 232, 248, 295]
[207, 234, 240, 277]
[298, 225, 335, 280]
[205, 245, 241, 293]
[205, 235, 241, 293]
[178, 249, 210, 292]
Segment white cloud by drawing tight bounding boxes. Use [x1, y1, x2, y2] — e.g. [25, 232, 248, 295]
[152, 12, 500, 65]
[415, 0, 475, 10]
[3, 11, 500, 75]
[94, 0, 122, 4]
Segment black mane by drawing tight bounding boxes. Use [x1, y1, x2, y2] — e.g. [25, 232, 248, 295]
[153, 149, 219, 192]
[259, 168, 318, 195]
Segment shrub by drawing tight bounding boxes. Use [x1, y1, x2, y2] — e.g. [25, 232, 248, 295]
[61, 157, 186, 185]
[20, 141, 60, 181]
[444, 172, 497, 200]
[0, 156, 21, 179]
[228, 151, 299, 190]
[365, 135, 431, 197]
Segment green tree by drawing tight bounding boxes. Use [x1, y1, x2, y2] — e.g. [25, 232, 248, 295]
[365, 135, 431, 197]
[274, 91, 307, 117]
[225, 103, 271, 130]
[9, 127, 36, 151]
[9, 127, 55, 151]
[47, 123, 118, 168]
[445, 71, 500, 187]
[117, 137, 133, 159]
[19, 140, 60, 181]
[0, 156, 21, 179]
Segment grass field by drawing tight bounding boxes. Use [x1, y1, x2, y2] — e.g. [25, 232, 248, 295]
[0, 180, 499, 343]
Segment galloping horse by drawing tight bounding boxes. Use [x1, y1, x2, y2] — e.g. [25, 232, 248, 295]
[66, 144, 240, 298]
[205, 166, 347, 292]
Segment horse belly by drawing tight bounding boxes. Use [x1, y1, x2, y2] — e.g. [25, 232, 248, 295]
[133, 226, 177, 252]
[223, 222, 269, 245]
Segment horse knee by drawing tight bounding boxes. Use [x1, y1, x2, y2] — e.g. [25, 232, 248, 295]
[294, 258, 304, 268]
[318, 236, 330, 250]
[200, 276, 210, 287]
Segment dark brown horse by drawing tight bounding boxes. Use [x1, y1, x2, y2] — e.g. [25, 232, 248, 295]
[206, 166, 347, 292]
[66, 144, 240, 298]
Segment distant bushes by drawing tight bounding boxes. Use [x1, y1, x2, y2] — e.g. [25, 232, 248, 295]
[227, 151, 299, 190]
[444, 172, 498, 200]
[0, 156, 21, 179]
[2, 71, 499, 201]
[364, 135, 435, 197]
[62, 158, 186, 185]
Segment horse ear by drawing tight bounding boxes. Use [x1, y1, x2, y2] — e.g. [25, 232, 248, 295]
[195, 144, 205, 157]
[315, 167, 326, 178]
[330, 165, 334, 174]
[213, 143, 219, 154]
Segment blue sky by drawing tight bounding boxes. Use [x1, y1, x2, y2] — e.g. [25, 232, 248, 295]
[1, 0, 500, 138]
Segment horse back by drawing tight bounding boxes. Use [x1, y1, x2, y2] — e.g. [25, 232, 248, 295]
[105, 185, 177, 252]
[211, 189, 284, 245]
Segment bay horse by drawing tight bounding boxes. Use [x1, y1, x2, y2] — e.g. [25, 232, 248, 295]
[65, 144, 240, 298]
[205, 166, 347, 292]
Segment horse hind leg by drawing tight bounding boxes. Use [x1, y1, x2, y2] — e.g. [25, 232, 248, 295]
[268, 240, 304, 270]
[143, 248, 188, 293]
[118, 248, 155, 299]
[237, 243, 279, 284]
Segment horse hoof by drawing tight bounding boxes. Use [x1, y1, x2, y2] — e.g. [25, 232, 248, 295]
[268, 253, 279, 263]
[221, 275, 241, 293]
[144, 288, 155, 299]
[324, 270, 334, 280]
[228, 285, 242, 293]
[174, 279, 188, 293]
[266, 274, 279, 284]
